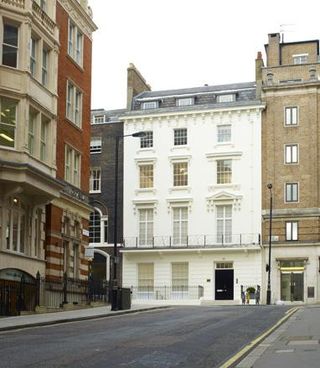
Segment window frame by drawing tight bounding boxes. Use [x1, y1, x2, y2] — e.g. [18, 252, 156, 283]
[173, 161, 188, 187]
[0, 96, 18, 149]
[176, 97, 194, 107]
[172, 207, 188, 246]
[285, 182, 299, 203]
[64, 145, 81, 187]
[174, 128, 187, 146]
[66, 80, 83, 127]
[286, 221, 298, 241]
[140, 131, 153, 148]
[216, 204, 232, 243]
[68, 19, 83, 66]
[2, 22, 19, 68]
[141, 101, 158, 110]
[139, 164, 154, 189]
[217, 124, 231, 143]
[89, 167, 101, 193]
[216, 159, 232, 184]
[90, 137, 102, 154]
[217, 94, 236, 103]
[138, 208, 154, 246]
[285, 144, 298, 164]
[284, 106, 298, 126]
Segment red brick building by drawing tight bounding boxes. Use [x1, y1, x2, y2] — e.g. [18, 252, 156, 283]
[45, 0, 97, 282]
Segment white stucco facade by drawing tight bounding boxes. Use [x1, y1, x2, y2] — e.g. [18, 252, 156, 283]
[121, 84, 264, 304]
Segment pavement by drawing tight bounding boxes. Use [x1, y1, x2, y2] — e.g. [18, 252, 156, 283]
[1, 303, 320, 368]
[0, 304, 169, 332]
[233, 305, 320, 368]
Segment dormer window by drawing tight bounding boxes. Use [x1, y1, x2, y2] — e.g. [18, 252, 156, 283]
[293, 54, 308, 64]
[141, 101, 159, 110]
[177, 97, 194, 107]
[92, 115, 105, 124]
[217, 94, 236, 103]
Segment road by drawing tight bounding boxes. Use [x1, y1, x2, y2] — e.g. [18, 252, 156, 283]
[0, 305, 291, 368]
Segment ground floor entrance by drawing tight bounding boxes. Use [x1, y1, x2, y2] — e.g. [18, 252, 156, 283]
[215, 269, 234, 300]
[281, 272, 304, 302]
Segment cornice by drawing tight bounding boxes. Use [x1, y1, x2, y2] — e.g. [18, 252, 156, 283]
[58, 0, 97, 40]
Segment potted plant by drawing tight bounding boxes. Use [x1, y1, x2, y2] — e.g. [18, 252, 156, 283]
[246, 287, 256, 300]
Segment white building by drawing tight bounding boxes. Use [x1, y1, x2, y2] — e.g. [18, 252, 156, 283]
[121, 77, 265, 304]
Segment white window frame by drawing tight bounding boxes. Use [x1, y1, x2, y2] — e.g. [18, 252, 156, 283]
[89, 167, 101, 193]
[286, 221, 298, 241]
[141, 101, 158, 110]
[90, 137, 102, 153]
[42, 46, 49, 86]
[68, 19, 83, 66]
[137, 263, 154, 296]
[285, 182, 298, 203]
[0, 97, 17, 149]
[92, 115, 105, 124]
[173, 161, 188, 187]
[40, 115, 49, 162]
[174, 128, 188, 146]
[171, 262, 189, 298]
[66, 81, 83, 127]
[293, 53, 308, 65]
[2, 22, 19, 68]
[172, 207, 188, 246]
[65, 145, 81, 187]
[30, 36, 37, 77]
[217, 124, 231, 143]
[285, 144, 298, 164]
[139, 164, 154, 189]
[217, 94, 236, 103]
[285, 106, 298, 126]
[217, 159, 232, 184]
[176, 97, 194, 107]
[216, 205, 232, 243]
[138, 208, 154, 247]
[140, 131, 153, 148]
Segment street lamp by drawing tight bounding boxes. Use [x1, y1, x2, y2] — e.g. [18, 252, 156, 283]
[266, 183, 273, 305]
[111, 131, 146, 311]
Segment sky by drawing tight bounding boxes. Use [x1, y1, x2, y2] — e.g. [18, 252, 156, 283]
[89, 0, 320, 111]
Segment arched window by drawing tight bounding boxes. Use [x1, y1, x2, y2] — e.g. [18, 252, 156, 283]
[89, 209, 101, 243]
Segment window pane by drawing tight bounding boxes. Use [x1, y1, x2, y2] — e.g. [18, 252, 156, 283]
[140, 164, 153, 188]
[217, 160, 232, 184]
[174, 128, 187, 145]
[0, 97, 17, 148]
[173, 162, 188, 186]
[140, 131, 153, 148]
[217, 125, 231, 143]
[3, 24, 18, 67]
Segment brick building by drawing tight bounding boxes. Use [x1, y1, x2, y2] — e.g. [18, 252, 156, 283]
[45, 0, 96, 283]
[258, 33, 320, 303]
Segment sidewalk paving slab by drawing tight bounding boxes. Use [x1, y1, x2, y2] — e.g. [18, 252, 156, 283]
[0, 304, 170, 332]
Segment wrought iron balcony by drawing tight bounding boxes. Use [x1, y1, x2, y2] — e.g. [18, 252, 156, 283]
[123, 233, 261, 249]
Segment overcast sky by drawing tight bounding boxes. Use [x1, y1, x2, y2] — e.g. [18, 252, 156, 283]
[89, 0, 320, 110]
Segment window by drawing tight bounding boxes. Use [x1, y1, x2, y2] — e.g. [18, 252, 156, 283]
[217, 125, 231, 143]
[5, 197, 26, 254]
[216, 205, 232, 243]
[293, 54, 308, 64]
[173, 207, 188, 245]
[217, 94, 236, 103]
[2, 23, 18, 68]
[42, 47, 49, 86]
[174, 128, 187, 146]
[28, 110, 36, 155]
[172, 262, 188, 291]
[89, 210, 101, 243]
[66, 81, 82, 127]
[141, 101, 158, 110]
[40, 115, 49, 161]
[285, 107, 298, 126]
[286, 183, 298, 203]
[286, 221, 298, 241]
[65, 145, 81, 187]
[0, 97, 17, 148]
[173, 162, 188, 186]
[139, 164, 154, 188]
[72, 243, 79, 278]
[138, 263, 154, 292]
[285, 144, 298, 164]
[90, 168, 101, 193]
[30, 37, 37, 77]
[68, 20, 83, 65]
[176, 98, 194, 106]
[92, 115, 105, 124]
[90, 137, 102, 153]
[217, 159, 232, 184]
[138, 209, 153, 246]
[140, 131, 153, 148]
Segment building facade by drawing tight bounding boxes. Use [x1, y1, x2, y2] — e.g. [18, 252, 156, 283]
[45, 0, 96, 284]
[259, 33, 320, 304]
[121, 66, 265, 304]
[0, 0, 63, 314]
[89, 109, 125, 285]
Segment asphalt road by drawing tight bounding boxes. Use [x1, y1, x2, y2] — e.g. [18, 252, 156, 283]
[0, 305, 291, 368]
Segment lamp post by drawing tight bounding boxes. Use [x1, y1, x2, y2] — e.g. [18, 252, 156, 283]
[266, 183, 273, 305]
[111, 131, 146, 311]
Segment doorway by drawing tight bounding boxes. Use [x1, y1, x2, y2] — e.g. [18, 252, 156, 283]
[281, 272, 304, 302]
[215, 269, 234, 300]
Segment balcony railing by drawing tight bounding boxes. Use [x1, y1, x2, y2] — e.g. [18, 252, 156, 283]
[123, 233, 261, 249]
[131, 286, 204, 300]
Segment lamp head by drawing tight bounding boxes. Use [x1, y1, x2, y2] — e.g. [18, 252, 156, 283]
[132, 131, 146, 138]
[267, 183, 273, 190]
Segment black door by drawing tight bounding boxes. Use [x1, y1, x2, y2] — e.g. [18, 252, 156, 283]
[215, 269, 234, 300]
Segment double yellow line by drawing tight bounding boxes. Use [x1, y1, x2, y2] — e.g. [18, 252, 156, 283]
[219, 307, 300, 368]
